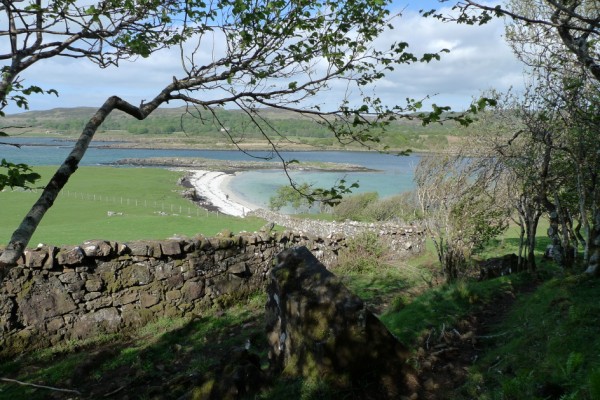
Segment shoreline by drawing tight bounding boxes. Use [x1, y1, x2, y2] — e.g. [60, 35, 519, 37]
[187, 170, 262, 218]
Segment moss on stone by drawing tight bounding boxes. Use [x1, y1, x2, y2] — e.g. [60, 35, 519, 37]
[192, 379, 215, 400]
[17, 278, 34, 300]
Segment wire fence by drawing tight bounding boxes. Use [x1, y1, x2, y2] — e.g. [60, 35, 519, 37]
[56, 189, 221, 218]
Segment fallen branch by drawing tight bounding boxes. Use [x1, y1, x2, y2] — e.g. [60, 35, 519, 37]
[0, 377, 82, 395]
[103, 385, 125, 397]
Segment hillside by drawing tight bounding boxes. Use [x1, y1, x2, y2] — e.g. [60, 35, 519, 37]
[2, 106, 465, 152]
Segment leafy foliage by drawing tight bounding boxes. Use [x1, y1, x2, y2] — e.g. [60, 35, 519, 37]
[0, 159, 41, 191]
[336, 231, 387, 275]
[269, 183, 315, 212]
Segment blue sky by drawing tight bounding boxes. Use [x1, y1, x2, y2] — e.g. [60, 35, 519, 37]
[3, 0, 521, 114]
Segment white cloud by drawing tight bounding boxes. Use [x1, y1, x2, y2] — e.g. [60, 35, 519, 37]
[4, 4, 525, 114]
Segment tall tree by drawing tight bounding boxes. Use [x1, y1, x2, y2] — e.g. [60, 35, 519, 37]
[0, 0, 485, 276]
[428, 0, 600, 275]
[1, 0, 183, 190]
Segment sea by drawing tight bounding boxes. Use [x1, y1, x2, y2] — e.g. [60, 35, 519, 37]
[1, 137, 419, 208]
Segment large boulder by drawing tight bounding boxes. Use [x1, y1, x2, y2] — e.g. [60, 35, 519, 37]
[266, 246, 418, 398]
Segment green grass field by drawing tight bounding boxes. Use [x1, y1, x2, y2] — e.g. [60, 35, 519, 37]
[0, 166, 265, 246]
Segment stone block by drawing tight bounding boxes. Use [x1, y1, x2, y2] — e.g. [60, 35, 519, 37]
[128, 242, 150, 256]
[58, 271, 79, 285]
[114, 291, 139, 306]
[154, 263, 174, 280]
[82, 240, 114, 257]
[181, 280, 204, 302]
[126, 263, 153, 286]
[57, 246, 85, 265]
[85, 296, 113, 311]
[160, 240, 182, 256]
[165, 290, 181, 302]
[140, 292, 160, 308]
[16, 275, 77, 327]
[71, 307, 121, 339]
[228, 262, 250, 278]
[84, 291, 102, 302]
[85, 278, 104, 292]
[45, 316, 65, 333]
[24, 248, 49, 268]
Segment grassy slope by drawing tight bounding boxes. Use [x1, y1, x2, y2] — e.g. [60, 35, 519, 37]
[0, 220, 599, 399]
[0, 166, 265, 246]
[379, 225, 600, 400]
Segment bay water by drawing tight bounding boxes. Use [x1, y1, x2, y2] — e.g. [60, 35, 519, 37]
[1, 137, 419, 208]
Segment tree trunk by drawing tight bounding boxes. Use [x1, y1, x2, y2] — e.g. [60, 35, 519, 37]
[0, 97, 117, 277]
[517, 214, 525, 270]
[525, 212, 540, 272]
[585, 209, 600, 276]
[0, 94, 169, 280]
[547, 208, 565, 267]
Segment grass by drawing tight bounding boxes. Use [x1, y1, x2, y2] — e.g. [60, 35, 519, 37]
[381, 275, 524, 345]
[475, 220, 552, 261]
[1, 201, 599, 399]
[0, 166, 265, 246]
[458, 274, 600, 400]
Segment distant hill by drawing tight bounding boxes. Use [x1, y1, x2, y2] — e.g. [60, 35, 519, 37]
[2, 106, 468, 151]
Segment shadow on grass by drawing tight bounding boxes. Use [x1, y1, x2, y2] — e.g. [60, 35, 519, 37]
[0, 296, 269, 400]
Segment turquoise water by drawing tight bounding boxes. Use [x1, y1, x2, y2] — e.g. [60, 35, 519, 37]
[2, 138, 419, 206]
[230, 165, 416, 208]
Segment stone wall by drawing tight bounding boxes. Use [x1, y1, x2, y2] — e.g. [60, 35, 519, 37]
[0, 226, 423, 357]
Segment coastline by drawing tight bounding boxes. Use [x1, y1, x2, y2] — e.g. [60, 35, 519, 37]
[187, 170, 262, 218]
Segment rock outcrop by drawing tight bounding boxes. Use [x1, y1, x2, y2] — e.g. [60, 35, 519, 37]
[265, 247, 419, 398]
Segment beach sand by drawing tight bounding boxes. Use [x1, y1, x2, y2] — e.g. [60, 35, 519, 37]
[188, 170, 261, 217]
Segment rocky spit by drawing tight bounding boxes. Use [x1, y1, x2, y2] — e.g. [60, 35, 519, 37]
[110, 156, 377, 172]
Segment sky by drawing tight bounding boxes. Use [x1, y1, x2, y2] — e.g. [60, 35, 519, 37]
[3, 0, 524, 114]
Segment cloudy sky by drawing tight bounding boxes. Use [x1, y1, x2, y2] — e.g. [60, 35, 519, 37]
[3, 0, 524, 114]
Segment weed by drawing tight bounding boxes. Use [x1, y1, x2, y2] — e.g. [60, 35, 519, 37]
[589, 369, 600, 400]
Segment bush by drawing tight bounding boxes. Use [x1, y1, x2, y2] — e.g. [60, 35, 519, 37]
[336, 232, 387, 274]
[332, 191, 423, 223]
[363, 192, 422, 222]
[332, 192, 379, 221]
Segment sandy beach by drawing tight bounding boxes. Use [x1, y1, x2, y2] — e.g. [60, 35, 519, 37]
[188, 170, 262, 217]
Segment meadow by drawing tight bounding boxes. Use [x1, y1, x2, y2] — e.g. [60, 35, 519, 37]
[0, 166, 265, 247]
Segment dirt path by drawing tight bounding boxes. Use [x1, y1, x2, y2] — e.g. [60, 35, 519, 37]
[414, 282, 537, 399]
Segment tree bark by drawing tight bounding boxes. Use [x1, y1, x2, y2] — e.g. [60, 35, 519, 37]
[0, 94, 169, 279]
[585, 209, 600, 276]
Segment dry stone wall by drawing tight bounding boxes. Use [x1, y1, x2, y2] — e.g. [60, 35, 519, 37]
[0, 226, 423, 357]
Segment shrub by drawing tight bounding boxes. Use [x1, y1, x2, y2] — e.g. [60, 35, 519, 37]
[336, 232, 387, 274]
[332, 192, 378, 221]
[363, 191, 422, 222]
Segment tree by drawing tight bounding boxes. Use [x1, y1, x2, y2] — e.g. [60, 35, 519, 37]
[1, 0, 183, 193]
[497, 0, 600, 274]
[415, 153, 509, 281]
[1, 0, 494, 277]
[463, 88, 568, 272]
[269, 183, 315, 213]
[426, 0, 600, 275]
[429, 0, 600, 82]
